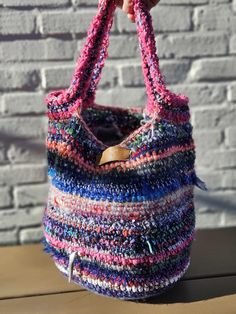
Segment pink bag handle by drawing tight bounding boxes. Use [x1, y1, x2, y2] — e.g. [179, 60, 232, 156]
[46, 0, 189, 121]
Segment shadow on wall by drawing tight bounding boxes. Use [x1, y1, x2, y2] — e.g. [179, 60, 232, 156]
[195, 191, 236, 212]
[195, 189, 236, 228]
[0, 131, 47, 163]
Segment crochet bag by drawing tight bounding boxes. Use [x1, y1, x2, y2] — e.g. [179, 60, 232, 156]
[42, 0, 207, 300]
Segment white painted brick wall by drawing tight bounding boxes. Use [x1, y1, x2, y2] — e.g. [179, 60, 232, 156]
[0, 0, 236, 245]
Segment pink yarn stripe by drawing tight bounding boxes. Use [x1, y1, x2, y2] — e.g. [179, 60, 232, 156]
[44, 230, 195, 267]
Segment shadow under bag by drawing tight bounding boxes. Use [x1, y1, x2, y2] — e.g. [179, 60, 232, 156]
[42, 0, 207, 300]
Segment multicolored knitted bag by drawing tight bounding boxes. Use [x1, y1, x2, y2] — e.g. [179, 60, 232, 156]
[42, 0, 207, 300]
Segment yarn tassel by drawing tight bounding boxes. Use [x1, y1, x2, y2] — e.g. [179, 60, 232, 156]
[68, 251, 77, 283]
[146, 240, 154, 254]
[194, 176, 208, 191]
[151, 123, 155, 138]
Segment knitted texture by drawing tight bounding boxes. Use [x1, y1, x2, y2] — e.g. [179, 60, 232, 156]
[42, 0, 207, 300]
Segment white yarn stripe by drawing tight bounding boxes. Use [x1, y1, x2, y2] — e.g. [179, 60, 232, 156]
[49, 184, 194, 216]
[55, 258, 190, 293]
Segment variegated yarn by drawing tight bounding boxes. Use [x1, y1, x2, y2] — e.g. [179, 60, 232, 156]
[42, 0, 207, 300]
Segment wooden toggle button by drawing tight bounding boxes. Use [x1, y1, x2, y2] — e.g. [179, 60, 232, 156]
[98, 145, 131, 166]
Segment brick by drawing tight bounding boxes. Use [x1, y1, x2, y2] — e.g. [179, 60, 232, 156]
[0, 39, 76, 62]
[0, 117, 47, 139]
[2, 93, 45, 115]
[40, 11, 96, 35]
[0, 186, 12, 208]
[196, 211, 224, 228]
[225, 126, 236, 147]
[151, 6, 192, 32]
[189, 58, 236, 82]
[170, 84, 226, 106]
[228, 84, 236, 102]
[193, 4, 232, 31]
[162, 0, 208, 4]
[119, 64, 144, 87]
[108, 35, 139, 59]
[230, 34, 236, 53]
[194, 170, 224, 190]
[7, 138, 46, 164]
[223, 170, 236, 188]
[161, 60, 190, 84]
[120, 61, 190, 86]
[0, 96, 2, 113]
[73, 0, 98, 6]
[42, 66, 74, 90]
[0, 142, 6, 164]
[210, 0, 230, 3]
[117, 6, 192, 33]
[195, 170, 236, 191]
[14, 183, 49, 208]
[194, 108, 236, 128]
[78, 35, 139, 59]
[231, 16, 236, 32]
[0, 12, 35, 35]
[198, 150, 236, 169]
[154, 6, 192, 32]
[98, 66, 118, 88]
[0, 164, 47, 186]
[45, 39, 75, 60]
[195, 190, 236, 213]
[0, 207, 43, 230]
[223, 210, 236, 227]
[193, 129, 223, 152]
[0, 229, 17, 245]
[1, 0, 69, 7]
[0, 68, 40, 91]
[96, 87, 146, 108]
[157, 32, 228, 59]
[19, 226, 43, 244]
[0, 210, 20, 229]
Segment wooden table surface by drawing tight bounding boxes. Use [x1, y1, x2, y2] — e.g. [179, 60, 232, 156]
[0, 227, 236, 314]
